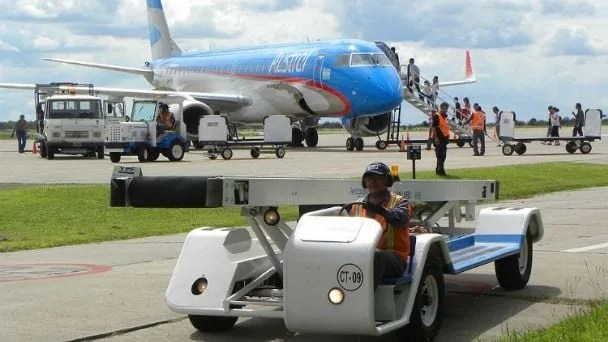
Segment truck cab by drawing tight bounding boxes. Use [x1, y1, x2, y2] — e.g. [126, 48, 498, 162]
[35, 83, 106, 160]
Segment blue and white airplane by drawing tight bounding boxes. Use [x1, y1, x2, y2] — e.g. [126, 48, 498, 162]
[0, 0, 475, 151]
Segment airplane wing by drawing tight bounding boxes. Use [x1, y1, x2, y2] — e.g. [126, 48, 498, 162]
[43, 58, 154, 78]
[438, 50, 476, 87]
[0, 83, 252, 112]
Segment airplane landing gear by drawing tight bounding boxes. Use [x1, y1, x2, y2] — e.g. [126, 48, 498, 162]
[305, 128, 318, 147]
[291, 127, 304, 147]
[346, 137, 364, 151]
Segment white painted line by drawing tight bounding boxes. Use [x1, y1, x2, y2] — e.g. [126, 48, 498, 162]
[565, 242, 608, 253]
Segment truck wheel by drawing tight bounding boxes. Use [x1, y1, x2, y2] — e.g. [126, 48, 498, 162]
[495, 231, 533, 290]
[39, 141, 47, 158]
[109, 152, 121, 163]
[167, 141, 185, 161]
[97, 147, 104, 159]
[147, 148, 160, 162]
[188, 315, 238, 332]
[47, 145, 55, 160]
[137, 145, 148, 163]
[397, 251, 444, 342]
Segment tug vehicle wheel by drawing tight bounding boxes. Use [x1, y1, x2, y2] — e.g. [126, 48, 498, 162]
[495, 231, 533, 290]
[188, 315, 238, 332]
[167, 141, 185, 161]
[147, 148, 160, 161]
[250, 147, 260, 159]
[137, 145, 148, 163]
[580, 142, 592, 154]
[109, 153, 121, 163]
[397, 249, 444, 342]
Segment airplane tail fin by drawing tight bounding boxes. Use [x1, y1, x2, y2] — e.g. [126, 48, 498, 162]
[147, 0, 182, 59]
[438, 50, 476, 87]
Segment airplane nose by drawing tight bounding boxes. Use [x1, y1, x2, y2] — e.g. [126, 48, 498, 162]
[376, 69, 404, 111]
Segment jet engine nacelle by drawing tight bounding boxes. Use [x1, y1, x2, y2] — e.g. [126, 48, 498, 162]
[341, 112, 391, 137]
[180, 100, 214, 138]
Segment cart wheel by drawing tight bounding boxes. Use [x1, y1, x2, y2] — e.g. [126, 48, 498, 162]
[375, 140, 387, 150]
[188, 315, 238, 332]
[580, 142, 592, 154]
[565, 141, 577, 154]
[495, 231, 533, 290]
[167, 141, 185, 161]
[137, 145, 148, 163]
[502, 144, 514, 156]
[275, 146, 286, 159]
[396, 248, 444, 342]
[514, 143, 527, 155]
[221, 148, 233, 160]
[109, 152, 121, 163]
[456, 139, 465, 148]
[250, 147, 261, 159]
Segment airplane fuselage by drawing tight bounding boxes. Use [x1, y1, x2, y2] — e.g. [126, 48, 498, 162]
[146, 39, 404, 123]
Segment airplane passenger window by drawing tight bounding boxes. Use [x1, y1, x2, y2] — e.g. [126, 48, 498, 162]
[335, 54, 350, 67]
[350, 54, 376, 66]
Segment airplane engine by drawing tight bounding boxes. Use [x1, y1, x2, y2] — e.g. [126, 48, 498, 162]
[341, 112, 391, 137]
[181, 100, 213, 137]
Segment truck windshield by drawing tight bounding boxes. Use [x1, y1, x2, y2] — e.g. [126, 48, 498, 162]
[48, 100, 103, 119]
[131, 102, 157, 122]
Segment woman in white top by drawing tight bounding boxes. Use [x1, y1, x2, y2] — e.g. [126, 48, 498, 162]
[549, 107, 561, 145]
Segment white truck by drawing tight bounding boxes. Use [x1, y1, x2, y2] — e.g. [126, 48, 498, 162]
[34, 83, 106, 160]
[110, 167, 544, 341]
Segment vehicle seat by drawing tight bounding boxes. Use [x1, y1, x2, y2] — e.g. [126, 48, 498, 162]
[379, 235, 416, 285]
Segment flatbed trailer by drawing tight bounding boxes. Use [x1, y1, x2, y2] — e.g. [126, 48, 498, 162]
[110, 167, 544, 341]
[498, 109, 602, 155]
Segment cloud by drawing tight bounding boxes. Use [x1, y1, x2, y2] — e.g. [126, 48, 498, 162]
[0, 40, 20, 52]
[32, 36, 60, 50]
[540, 0, 596, 16]
[544, 25, 607, 55]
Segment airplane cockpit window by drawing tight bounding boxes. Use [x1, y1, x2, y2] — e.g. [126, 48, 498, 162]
[372, 53, 394, 66]
[334, 54, 350, 67]
[350, 53, 376, 66]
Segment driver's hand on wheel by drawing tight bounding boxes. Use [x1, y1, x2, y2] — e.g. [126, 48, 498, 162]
[365, 202, 386, 217]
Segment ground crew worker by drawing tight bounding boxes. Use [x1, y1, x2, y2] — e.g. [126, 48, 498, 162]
[11, 114, 28, 153]
[432, 102, 450, 176]
[465, 104, 486, 156]
[350, 162, 411, 288]
[156, 103, 176, 137]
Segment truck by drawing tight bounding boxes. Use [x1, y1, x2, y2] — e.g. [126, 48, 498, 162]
[110, 166, 544, 341]
[105, 98, 189, 163]
[34, 83, 106, 160]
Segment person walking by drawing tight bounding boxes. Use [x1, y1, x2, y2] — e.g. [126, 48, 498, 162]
[10, 114, 28, 153]
[572, 103, 585, 137]
[464, 104, 486, 156]
[432, 102, 450, 176]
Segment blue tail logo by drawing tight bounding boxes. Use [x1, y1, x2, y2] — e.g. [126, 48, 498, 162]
[149, 24, 161, 46]
[146, 0, 163, 9]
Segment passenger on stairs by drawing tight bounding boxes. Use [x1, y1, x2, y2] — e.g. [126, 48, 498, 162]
[460, 97, 472, 129]
[453, 97, 463, 124]
[406, 58, 421, 95]
[390, 46, 400, 69]
[422, 81, 433, 105]
[430, 76, 439, 109]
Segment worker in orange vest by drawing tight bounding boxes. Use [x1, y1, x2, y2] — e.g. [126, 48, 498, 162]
[350, 162, 411, 288]
[464, 104, 486, 156]
[432, 102, 450, 176]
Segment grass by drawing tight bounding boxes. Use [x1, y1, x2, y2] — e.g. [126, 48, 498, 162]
[497, 301, 608, 341]
[1, 162, 608, 252]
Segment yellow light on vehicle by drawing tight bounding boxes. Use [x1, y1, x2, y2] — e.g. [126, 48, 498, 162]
[263, 208, 280, 226]
[390, 164, 399, 177]
[191, 277, 208, 295]
[328, 287, 344, 305]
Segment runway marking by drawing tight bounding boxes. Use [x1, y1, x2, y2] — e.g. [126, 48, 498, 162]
[0, 263, 112, 282]
[564, 242, 608, 253]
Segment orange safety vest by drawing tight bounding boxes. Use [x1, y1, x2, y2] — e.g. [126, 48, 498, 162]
[471, 111, 485, 131]
[351, 193, 411, 263]
[432, 111, 449, 139]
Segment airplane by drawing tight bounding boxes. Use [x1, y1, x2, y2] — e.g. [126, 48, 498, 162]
[0, 0, 475, 151]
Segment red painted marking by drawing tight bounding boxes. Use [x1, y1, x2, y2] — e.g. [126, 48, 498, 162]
[0, 263, 112, 282]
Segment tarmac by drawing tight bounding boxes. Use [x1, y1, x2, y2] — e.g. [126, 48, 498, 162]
[1, 127, 607, 341]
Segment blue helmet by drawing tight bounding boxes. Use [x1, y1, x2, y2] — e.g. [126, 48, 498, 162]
[362, 162, 393, 188]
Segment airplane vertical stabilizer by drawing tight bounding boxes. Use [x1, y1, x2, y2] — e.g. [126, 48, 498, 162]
[147, 0, 182, 59]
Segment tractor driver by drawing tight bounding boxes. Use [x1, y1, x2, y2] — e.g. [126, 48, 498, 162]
[156, 103, 176, 136]
[350, 162, 411, 288]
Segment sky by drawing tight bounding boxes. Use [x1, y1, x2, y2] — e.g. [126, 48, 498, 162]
[0, 0, 607, 125]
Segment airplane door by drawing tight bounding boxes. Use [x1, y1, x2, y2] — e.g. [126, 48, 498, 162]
[313, 54, 326, 90]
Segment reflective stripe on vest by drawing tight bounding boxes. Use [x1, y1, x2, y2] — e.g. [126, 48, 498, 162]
[471, 111, 485, 131]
